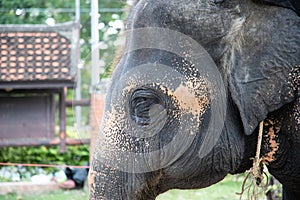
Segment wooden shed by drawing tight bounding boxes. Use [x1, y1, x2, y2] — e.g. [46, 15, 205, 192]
[0, 21, 80, 152]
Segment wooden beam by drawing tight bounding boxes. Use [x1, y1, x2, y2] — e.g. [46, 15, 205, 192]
[65, 99, 90, 107]
[59, 87, 67, 153]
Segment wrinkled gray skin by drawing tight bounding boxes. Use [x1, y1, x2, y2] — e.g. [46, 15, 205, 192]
[89, 0, 300, 199]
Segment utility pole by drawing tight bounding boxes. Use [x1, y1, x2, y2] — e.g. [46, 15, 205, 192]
[75, 0, 81, 128]
[91, 0, 100, 90]
[90, 0, 100, 163]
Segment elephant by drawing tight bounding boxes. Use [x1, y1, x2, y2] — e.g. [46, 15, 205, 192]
[89, 0, 300, 199]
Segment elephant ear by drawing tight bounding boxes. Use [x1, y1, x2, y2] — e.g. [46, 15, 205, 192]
[262, 0, 300, 15]
[227, 10, 300, 135]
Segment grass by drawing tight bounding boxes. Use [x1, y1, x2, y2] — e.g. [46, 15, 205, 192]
[0, 190, 88, 200]
[0, 175, 267, 200]
[157, 175, 244, 200]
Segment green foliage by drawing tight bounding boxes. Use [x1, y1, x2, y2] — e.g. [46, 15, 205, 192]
[0, 0, 47, 24]
[0, 145, 89, 174]
[0, 0, 78, 24]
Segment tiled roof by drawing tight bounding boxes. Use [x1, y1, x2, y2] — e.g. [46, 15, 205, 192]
[0, 22, 79, 83]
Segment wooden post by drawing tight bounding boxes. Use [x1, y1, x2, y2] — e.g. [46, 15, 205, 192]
[59, 87, 67, 153]
[89, 93, 105, 164]
[89, 79, 109, 163]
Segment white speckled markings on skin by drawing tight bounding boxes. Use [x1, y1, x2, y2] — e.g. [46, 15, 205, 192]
[95, 27, 227, 173]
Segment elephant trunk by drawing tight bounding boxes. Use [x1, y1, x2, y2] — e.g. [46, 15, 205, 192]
[89, 163, 157, 200]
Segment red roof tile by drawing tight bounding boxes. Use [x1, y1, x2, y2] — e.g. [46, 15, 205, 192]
[0, 31, 74, 82]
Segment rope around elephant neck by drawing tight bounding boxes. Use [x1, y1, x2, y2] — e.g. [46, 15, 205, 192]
[237, 121, 269, 200]
[253, 121, 264, 185]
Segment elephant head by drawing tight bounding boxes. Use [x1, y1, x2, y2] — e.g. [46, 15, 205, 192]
[89, 0, 300, 199]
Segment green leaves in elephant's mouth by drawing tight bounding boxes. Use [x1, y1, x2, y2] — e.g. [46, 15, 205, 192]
[94, 27, 227, 173]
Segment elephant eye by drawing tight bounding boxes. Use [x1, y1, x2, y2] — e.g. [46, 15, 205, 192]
[130, 89, 162, 126]
[214, 0, 225, 4]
